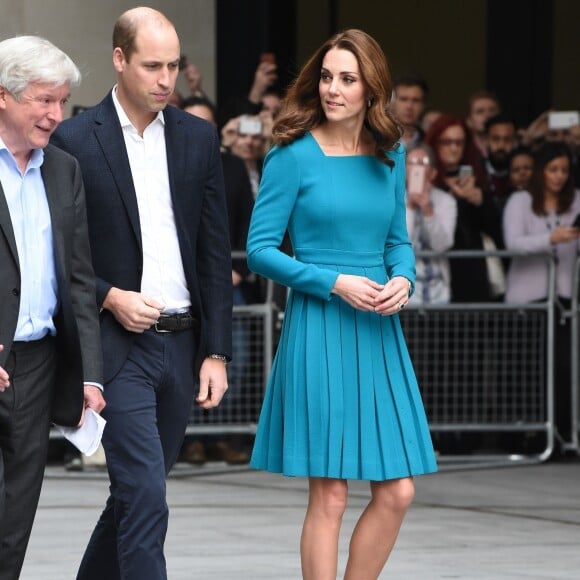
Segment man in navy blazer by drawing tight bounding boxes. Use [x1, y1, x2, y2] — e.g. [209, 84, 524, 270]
[0, 36, 105, 579]
[52, 8, 232, 579]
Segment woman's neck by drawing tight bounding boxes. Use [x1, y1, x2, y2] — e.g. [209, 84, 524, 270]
[313, 122, 372, 156]
[544, 190, 559, 211]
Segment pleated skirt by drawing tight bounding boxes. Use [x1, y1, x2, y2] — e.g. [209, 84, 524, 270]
[250, 257, 438, 481]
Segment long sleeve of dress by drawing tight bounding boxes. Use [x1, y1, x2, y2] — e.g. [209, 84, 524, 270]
[383, 148, 416, 288]
[247, 145, 340, 300]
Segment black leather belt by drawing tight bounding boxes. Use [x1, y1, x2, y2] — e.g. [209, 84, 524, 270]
[11, 334, 54, 351]
[154, 312, 198, 333]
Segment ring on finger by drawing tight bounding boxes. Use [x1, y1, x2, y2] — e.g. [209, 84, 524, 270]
[398, 302, 406, 310]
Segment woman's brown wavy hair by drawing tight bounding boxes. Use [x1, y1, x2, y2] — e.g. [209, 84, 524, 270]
[272, 29, 401, 166]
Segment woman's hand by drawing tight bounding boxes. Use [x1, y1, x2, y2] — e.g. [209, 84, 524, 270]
[550, 224, 580, 244]
[374, 276, 411, 316]
[332, 274, 384, 311]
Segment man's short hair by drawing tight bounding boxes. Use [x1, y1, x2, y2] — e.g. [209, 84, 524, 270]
[180, 95, 217, 118]
[0, 35, 80, 99]
[484, 113, 518, 135]
[467, 89, 500, 113]
[392, 72, 429, 97]
[113, 8, 175, 63]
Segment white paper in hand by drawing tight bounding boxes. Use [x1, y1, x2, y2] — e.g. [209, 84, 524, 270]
[54, 408, 106, 456]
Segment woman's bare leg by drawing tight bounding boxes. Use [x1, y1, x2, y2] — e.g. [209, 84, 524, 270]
[300, 477, 348, 580]
[343, 477, 414, 579]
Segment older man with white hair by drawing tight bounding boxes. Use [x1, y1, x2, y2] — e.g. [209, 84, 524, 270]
[0, 35, 105, 579]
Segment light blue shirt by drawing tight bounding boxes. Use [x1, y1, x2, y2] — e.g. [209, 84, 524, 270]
[0, 137, 58, 341]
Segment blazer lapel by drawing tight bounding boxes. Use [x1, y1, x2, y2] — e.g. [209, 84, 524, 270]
[41, 149, 68, 282]
[163, 106, 182, 210]
[0, 181, 19, 268]
[94, 95, 142, 244]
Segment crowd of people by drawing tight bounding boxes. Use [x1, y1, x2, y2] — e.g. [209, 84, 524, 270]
[390, 76, 580, 451]
[393, 77, 580, 306]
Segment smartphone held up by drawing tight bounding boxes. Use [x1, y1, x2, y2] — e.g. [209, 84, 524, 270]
[238, 116, 263, 136]
[548, 111, 579, 130]
[458, 165, 473, 179]
[407, 165, 427, 196]
[457, 164, 473, 185]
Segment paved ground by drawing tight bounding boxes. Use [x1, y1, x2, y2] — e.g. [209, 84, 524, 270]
[19, 457, 580, 579]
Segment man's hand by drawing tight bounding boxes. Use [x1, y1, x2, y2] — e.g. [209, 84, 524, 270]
[102, 288, 164, 333]
[232, 270, 243, 286]
[0, 345, 9, 391]
[78, 385, 106, 426]
[196, 358, 228, 409]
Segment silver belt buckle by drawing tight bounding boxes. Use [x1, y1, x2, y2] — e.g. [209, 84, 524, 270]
[154, 317, 172, 333]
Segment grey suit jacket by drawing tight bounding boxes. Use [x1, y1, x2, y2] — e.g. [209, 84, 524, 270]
[0, 144, 103, 426]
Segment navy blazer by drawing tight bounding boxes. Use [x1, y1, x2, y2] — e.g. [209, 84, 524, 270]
[0, 145, 103, 425]
[52, 93, 232, 382]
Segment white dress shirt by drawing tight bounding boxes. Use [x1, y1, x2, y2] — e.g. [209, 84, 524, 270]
[112, 87, 190, 313]
[0, 137, 58, 341]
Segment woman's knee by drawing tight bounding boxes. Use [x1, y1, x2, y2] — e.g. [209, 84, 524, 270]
[308, 478, 348, 519]
[372, 477, 415, 512]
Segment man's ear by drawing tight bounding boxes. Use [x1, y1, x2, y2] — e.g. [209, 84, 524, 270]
[112, 47, 125, 73]
[0, 86, 8, 110]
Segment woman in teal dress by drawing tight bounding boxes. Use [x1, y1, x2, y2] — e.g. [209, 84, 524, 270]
[247, 29, 437, 579]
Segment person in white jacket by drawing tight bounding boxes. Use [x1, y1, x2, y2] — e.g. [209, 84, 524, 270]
[405, 144, 458, 303]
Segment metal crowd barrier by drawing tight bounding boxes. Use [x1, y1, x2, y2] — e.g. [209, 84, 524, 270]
[568, 255, 580, 454]
[52, 249, 574, 467]
[184, 249, 563, 464]
[184, 298, 275, 436]
[185, 252, 275, 435]
[402, 249, 557, 464]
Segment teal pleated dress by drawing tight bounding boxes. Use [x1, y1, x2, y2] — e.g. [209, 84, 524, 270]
[247, 132, 437, 481]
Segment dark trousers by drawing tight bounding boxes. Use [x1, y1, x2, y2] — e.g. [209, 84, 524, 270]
[0, 337, 56, 580]
[77, 328, 197, 580]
